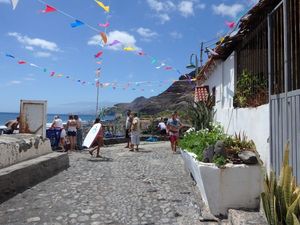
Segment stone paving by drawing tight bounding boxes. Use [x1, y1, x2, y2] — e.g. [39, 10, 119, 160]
[0, 142, 225, 225]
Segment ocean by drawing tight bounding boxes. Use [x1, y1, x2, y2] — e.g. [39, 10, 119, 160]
[0, 112, 114, 125]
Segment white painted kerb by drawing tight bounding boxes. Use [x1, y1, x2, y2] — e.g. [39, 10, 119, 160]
[181, 149, 262, 216]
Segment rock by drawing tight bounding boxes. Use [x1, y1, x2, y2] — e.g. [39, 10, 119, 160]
[26, 217, 41, 222]
[203, 145, 214, 163]
[238, 151, 258, 164]
[214, 141, 226, 157]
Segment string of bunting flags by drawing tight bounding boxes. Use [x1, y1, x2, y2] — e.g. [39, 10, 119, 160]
[35, 0, 182, 76]
[1, 51, 195, 91]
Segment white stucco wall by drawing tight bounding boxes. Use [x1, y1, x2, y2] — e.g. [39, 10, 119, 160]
[201, 51, 270, 170]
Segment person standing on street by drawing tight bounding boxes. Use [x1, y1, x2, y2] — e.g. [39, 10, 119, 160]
[74, 115, 83, 150]
[124, 110, 132, 148]
[130, 113, 141, 151]
[167, 112, 182, 153]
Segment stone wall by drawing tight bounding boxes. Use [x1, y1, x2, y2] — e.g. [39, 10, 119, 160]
[0, 134, 52, 169]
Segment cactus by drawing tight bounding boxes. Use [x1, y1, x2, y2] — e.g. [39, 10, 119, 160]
[261, 143, 300, 225]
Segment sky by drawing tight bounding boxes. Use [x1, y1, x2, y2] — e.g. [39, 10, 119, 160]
[0, 0, 257, 113]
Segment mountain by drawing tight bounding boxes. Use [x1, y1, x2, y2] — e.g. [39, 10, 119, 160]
[107, 75, 196, 115]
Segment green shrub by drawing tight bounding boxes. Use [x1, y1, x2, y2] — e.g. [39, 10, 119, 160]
[179, 124, 226, 161]
[212, 154, 227, 167]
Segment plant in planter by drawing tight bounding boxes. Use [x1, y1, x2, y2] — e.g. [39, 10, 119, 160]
[233, 69, 268, 108]
[261, 144, 300, 225]
[179, 126, 262, 216]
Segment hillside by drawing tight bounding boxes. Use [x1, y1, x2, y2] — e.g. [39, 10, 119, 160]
[107, 75, 196, 115]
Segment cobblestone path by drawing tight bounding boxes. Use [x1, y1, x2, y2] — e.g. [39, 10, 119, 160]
[0, 142, 220, 225]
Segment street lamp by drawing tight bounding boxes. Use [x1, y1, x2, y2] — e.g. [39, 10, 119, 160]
[186, 53, 199, 77]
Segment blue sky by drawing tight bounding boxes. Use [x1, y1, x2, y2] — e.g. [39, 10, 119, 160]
[0, 0, 256, 113]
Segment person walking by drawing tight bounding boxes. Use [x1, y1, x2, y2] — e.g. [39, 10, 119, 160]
[130, 113, 141, 151]
[66, 115, 77, 151]
[89, 118, 104, 158]
[167, 112, 182, 153]
[74, 115, 83, 150]
[158, 118, 167, 135]
[124, 110, 133, 148]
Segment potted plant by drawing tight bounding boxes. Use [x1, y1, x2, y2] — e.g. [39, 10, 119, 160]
[179, 125, 262, 216]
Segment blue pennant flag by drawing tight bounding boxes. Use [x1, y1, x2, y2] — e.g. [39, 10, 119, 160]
[70, 20, 84, 28]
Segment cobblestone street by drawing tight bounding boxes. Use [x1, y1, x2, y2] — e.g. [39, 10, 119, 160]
[0, 142, 219, 225]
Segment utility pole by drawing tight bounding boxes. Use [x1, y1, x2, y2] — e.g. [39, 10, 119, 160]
[200, 42, 204, 68]
[96, 82, 99, 118]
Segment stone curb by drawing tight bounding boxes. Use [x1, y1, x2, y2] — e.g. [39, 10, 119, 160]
[0, 152, 69, 204]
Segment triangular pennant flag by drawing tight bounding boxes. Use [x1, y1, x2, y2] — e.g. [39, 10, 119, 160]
[70, 20, 84, 28]
[206, 48, 219, 56]
[138, 51, 145, 56]
[164, 66, 172, 70]
[29, 63, 40, 68]
[94, 0, 110, 12]
[5, 54, 15, 58]
[18, 60, 26, 64]
[94, 51, 103, 58]
[124, 47, 135, 51]
[100, 32, 108, 44]
[151, 58, 157, 64]
[225, 21, 235, 29]
[43, 5, 56, 13]
[11, 0, 19, 10]
[50, 72, 55, 77]
[98, 22, 110, 28]
[108, 40, 121, 46]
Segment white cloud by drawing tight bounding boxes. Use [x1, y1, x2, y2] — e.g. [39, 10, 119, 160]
[34, 52, 52, 58]
[146, 0, 175, 23]
[212, 3, 244, 18]
[8, 80, 21, 85]
[25, 46, 34, 51]
[0, 0, 10, 4]
[197, 3, 206, 9]
[178, 1, 194, 17]
[136, 27, 158, 41]
[8, 32, 60, 52]
[170, 31, 183, 39]
[88, 30, 140, 51]
[147, 0, 176, 12]
[24, 77, 36, 81]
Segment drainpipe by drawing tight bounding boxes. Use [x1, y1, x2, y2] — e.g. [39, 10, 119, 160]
[283, 0, 290, 148]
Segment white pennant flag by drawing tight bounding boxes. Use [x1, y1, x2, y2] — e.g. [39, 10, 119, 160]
[11, 0, 19, 10]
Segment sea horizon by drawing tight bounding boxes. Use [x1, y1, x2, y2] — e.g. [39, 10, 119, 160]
[0, 112, 112, 125]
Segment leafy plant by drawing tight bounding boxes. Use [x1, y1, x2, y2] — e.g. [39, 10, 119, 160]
[233, 70, 268, 108]
[224, 132, 256, 153]
[187, 95, 215, 131]
[213, 154, 227, 167]
[261, 144, 300, 225]
[179, 124, 226, 161]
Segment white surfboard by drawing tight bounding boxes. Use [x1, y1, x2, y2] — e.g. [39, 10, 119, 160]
[83, 123, 102, 148]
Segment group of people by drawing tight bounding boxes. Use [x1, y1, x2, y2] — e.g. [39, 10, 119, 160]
[125, 110, 141, 151]
[50, 115, 83, 151]
[124, 110, 182, 154]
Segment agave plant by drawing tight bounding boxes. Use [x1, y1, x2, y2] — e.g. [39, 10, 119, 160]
[261, 144, 300, 225]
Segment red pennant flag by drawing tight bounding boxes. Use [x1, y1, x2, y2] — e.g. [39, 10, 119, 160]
[43, 5, 56, 13]
[50, 72, 55, 77]
[94, 51, 103, 58]
[165, 66, 172, 70]
[18, 60, 26, 64]
[225, 21, 235, 29]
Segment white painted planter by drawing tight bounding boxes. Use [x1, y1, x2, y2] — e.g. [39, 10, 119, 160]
[180, 149, 262, 216]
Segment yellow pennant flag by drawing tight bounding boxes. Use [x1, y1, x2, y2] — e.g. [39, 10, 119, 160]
[220, 37, 225, 43]
[94, 0, 110, 12]
[124, 47, 135, 51]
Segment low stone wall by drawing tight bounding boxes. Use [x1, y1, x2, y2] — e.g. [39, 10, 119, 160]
[0, 152, 69, 203]
[104, 135, 169, 145]
[0, 134, 52, 169]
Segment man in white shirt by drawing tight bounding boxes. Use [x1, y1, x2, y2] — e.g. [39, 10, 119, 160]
[158, 118, 166, 135]
[51, 115, 66, 150]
